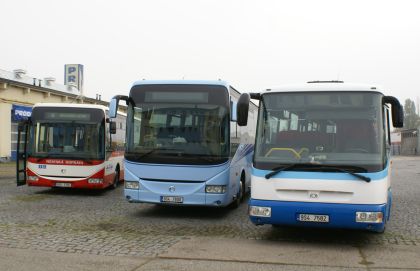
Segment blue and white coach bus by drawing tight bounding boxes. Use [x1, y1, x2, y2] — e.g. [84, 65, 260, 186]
[109, 80, 257, 207]
[236, 81, 403, 232]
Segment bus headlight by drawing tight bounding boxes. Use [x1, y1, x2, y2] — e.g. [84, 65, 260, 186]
[88, 178, 103, 184]
[356, 212, 383, 223]
[205, 185, 226, 194]
[125, 181, 140, 190]
[28, 176, 39, 181]
[249, 206, 271, 217]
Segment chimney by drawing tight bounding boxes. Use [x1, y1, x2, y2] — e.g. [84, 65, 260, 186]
[13, 69, 27, 79]
[44, 77, 56, 86]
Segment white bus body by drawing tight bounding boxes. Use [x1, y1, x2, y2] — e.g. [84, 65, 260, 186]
[16, 103, 126, 189]
[236, 82, 403, 232]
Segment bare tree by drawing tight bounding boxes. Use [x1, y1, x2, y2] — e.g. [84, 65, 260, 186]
[403, 99, 420, 129]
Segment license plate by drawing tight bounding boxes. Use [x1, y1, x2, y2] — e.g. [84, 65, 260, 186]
[298, 214, 329, 223]
[161, 196, 183, 203]
[55, 182, 72, 188]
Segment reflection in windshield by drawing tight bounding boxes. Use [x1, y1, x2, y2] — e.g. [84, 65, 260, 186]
[31, 122, 104, 159]
[255, 92, 385, 172]
[126, 103, 229, 165]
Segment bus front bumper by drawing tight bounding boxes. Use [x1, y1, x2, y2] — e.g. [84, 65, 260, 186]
[248, 198, 388, 232]
[27, 178, 110, 189]
[124, 182, 233, 207]
[26, 170, 114, 189]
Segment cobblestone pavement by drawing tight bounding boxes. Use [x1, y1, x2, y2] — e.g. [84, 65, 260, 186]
[0, 157, 419, 257]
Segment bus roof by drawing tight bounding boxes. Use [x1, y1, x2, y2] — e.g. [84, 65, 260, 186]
[262, 82, 385, 94]
[32, 103, 108, 111]
[32, 103, 127, 117]
[132, 80, 230, 89]
[131, 79, 258, 109]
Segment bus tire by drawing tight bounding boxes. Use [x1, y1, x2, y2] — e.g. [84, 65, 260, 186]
[373, 224, 386, 234]
[111, 169, 120, 189]
[231, 175, 245, 209]
[240, 172, 246, 202]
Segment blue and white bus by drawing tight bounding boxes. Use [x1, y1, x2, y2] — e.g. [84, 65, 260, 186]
[236, 81, 403, 232]
[109, 80, 257, 207]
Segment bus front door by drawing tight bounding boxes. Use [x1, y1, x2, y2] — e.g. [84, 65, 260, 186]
[16, 122, 29, 186]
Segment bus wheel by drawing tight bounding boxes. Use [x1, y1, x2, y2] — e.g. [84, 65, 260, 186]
[231, 177, 245, 209]
[111, 169, 120, 189]
[373, 224, 386, 234]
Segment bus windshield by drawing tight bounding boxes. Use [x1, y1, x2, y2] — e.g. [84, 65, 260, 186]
[126, 84, 230, 165]
[30, 108, 105, 160]
[254, 91, 385, 172]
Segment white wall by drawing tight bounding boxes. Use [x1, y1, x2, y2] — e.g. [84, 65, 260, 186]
[0, 103, 12, 159]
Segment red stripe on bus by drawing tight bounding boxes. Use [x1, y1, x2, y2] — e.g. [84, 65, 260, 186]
[28, 157, 104, 166]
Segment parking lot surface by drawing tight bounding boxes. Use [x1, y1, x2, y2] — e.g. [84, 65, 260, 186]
[0, 157, 420, 270]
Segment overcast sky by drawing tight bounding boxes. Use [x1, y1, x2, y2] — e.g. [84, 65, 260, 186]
[1, 0, 419, 105]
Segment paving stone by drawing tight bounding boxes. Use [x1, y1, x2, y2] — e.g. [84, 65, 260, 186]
[0, 157, 419, 258]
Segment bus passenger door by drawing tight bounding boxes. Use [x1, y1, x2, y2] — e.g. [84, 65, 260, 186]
[16, 122, 29, 186]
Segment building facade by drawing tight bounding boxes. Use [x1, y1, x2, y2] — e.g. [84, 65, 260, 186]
[0, 68, 111, 161]
[390, 131, 401, 155]
[400, 129, 419, 156]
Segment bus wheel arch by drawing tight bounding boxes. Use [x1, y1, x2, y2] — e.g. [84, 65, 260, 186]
[240, 170, 246, 197]
[230, 170, 245, 208]
[111, 164, 120, 189]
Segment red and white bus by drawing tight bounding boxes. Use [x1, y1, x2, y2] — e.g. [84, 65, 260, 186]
[16, 103, 125, 189]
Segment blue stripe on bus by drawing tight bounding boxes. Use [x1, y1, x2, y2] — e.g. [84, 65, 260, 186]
[252, 164, 388, 181]
[235, 144, 254, 161]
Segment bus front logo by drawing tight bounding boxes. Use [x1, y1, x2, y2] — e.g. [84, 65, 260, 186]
[169, 186, 176, 193]
[309, 191, 319, 199]
[61, 169, 66, 174]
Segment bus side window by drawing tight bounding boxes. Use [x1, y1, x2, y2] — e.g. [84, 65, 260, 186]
[383, 106, 391, 166]
[106, 120, 111, 148]
[384, 107, 391, 146]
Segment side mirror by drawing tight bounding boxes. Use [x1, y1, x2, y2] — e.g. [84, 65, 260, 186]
[110, 121, 117, 134]
[109, 98, 118, 118]
[396, 105, 404, 128]
[109, 95, 129, 118]
[237, 93, 250, 126]
[230, 99, 237, 122]
[383, 96, 404, 128]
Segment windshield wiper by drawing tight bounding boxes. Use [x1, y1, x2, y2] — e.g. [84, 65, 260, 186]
[44, 153, 65, 158]
[311, 166, 371, 182]
[265, 163, 326, 179]
[265, 164, 302, 179]
[127, 148, 172, 160]
[265, 164, 371, 182]
[129, 149, 158, 160]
